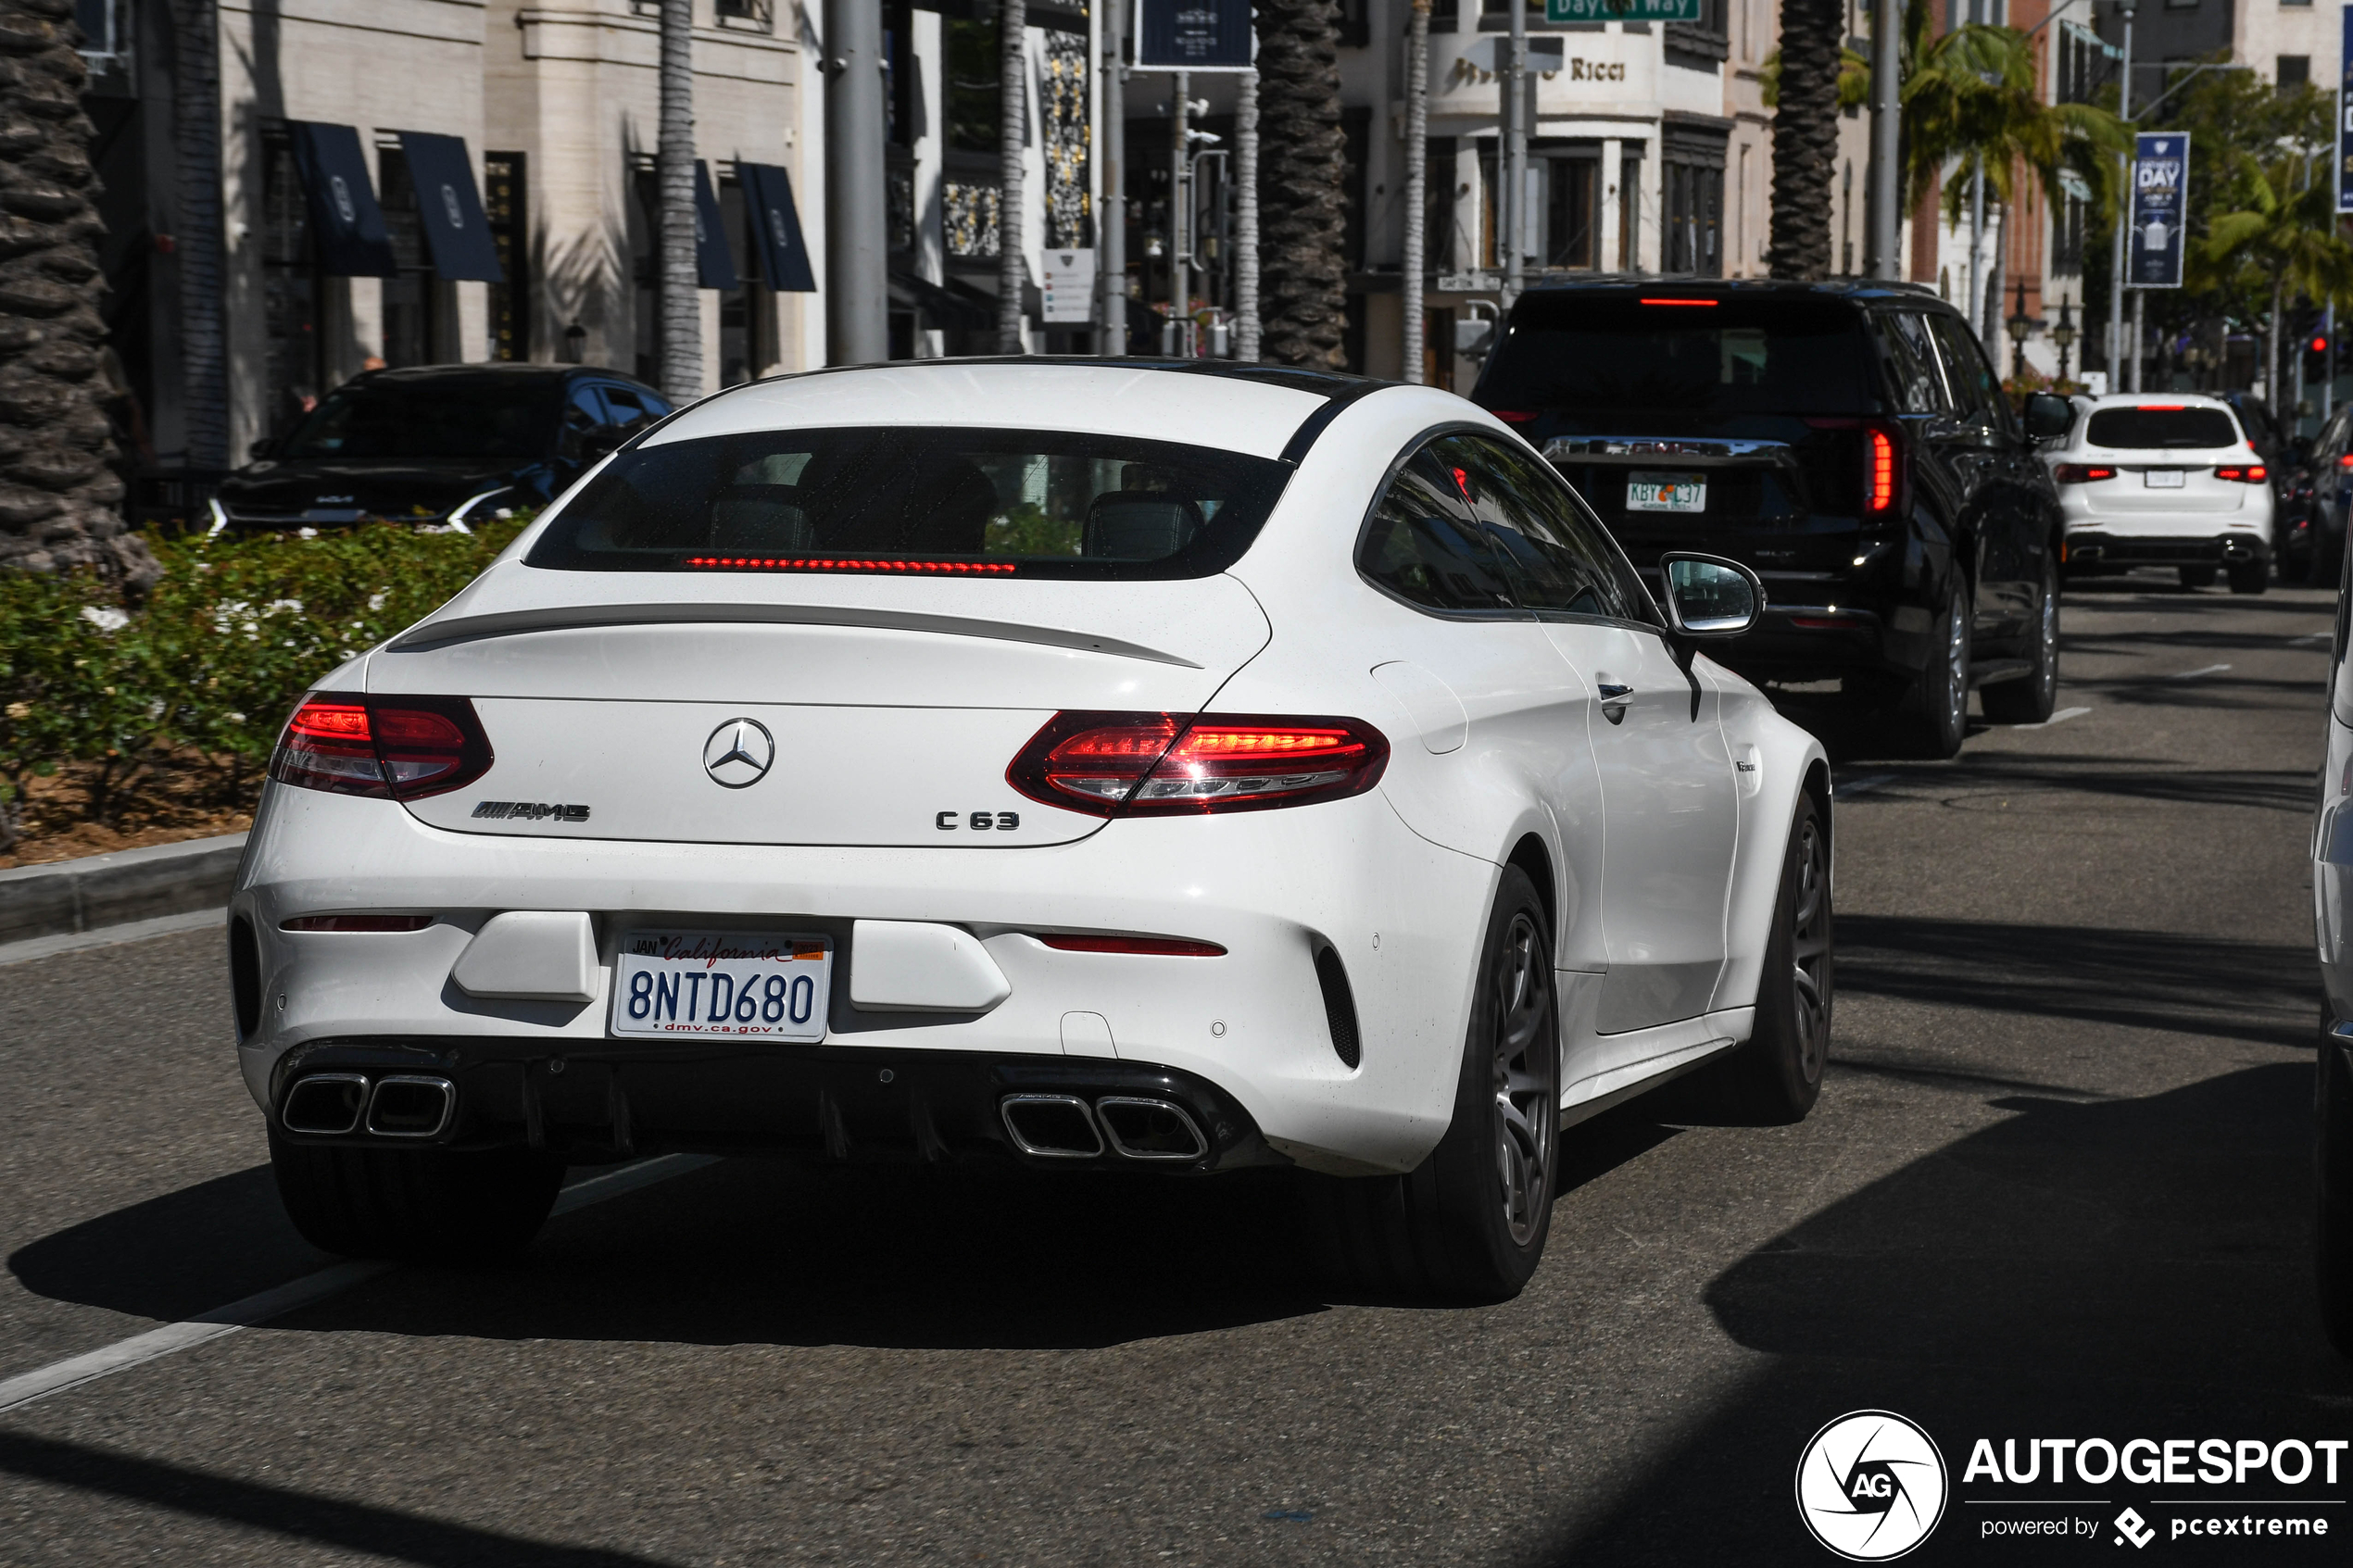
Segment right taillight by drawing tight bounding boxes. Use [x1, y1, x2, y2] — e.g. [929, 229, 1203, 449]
[2053, 463, 2119, 484]
[1008, 712, 1390, 817]
[1867, 427, 1896, 513]
[271, 695, 493, 801]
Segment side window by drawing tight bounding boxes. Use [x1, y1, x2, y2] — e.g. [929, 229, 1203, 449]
[1357, 444, 1519, 614]
[601, 384, 658, 433]
[1877, 312, 1949, 415]
[560, 383, 608, 460]
[1928, 315, 2016, 437]
[1439, 433, 1643, 621]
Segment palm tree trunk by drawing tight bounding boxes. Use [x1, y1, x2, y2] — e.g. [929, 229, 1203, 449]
[0, 0, 153, 591]
[1000, 0, 1026, 352]
[170, 0, 226, 472]
[2268, 276, 2284, 408]
[1768, 0, 1841, 280]
[1252, 0, 1348, 368]
[656, 0, 699, 400]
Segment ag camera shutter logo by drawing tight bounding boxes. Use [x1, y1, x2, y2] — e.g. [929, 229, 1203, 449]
[1795, 1411, 1948, 1561]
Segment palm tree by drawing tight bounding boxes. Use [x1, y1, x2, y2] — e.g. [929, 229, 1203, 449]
[170, 0, 226, 472]
[656, 0, 699, 400]
[1252, 0, 1347, 368]
[1768, 0, 1843, 280]
[1000, 0, 1027, 351]
[2200, 139, 2353, 407]
[0, 0, 153, 592]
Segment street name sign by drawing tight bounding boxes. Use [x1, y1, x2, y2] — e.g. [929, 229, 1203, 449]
[1546, 0, 1703, 21]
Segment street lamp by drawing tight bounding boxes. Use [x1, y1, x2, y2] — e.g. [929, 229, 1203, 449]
[2051, 301, 2078, 384]
[2007, 280, 2035, 379]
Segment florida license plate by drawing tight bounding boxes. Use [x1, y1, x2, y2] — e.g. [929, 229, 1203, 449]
[2145, 470, 2186, 488]
[1628, 473, 1706, 512]
[610, 929, 832, 1040]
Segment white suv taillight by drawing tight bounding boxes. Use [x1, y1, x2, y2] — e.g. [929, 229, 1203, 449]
[270, 696, 494, 801]
[1007, 712, 1390, 817]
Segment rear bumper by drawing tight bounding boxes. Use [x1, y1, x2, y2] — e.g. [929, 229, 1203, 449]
[2063, 531, 2268, 570]
[268, 1035, 1278, 1173]
[232, 784, 1496, 1175]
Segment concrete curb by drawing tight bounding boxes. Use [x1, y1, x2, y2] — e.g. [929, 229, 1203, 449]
[0, 832, 247, 946]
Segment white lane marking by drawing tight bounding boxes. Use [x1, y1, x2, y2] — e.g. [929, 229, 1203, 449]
[0, 908, 224, 969]
[2026, 706, 2092, 728]
[2296, 632, 2331, 645]
[0, 1152, 717, 1415]
[1833, 773, 1897, 799]
[2169, 663, 2232, 680]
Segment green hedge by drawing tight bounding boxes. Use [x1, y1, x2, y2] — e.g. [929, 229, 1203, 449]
[0, 517, 530, 840]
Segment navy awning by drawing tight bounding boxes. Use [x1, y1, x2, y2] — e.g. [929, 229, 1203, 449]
[693, 160, 738, 290]
[737, 162, 816, 292]
[288, 121, 396, 277]
[396, 131, 504, 282]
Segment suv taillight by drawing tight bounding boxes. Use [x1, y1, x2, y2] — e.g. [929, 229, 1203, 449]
[2054, 463, 2119, 484]
[271, 695, 494, 801]
[1008, 712, 1390, 817]
[2213, 464, 2268, 483]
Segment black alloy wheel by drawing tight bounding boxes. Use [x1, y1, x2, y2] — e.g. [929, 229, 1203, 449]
[2321, 1016, 2353, 1358]
[1694, 793, 1832, 1123]
[2228, 555, 2270, 596]
[1900, 584, 1970, 759]
[1299, 866, 1561, 1302]
[1982, 558, 2059, 724]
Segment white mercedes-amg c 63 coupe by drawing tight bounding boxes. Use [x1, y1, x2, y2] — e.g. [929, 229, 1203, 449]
[233, 360, 1832, 1300]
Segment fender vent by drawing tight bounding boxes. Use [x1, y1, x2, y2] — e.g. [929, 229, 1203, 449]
[1314, 946, 1361, 1069]
[229, 917, 261, 1038]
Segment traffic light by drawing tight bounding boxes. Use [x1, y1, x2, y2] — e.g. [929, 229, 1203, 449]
[2309, 332, 2334, 383]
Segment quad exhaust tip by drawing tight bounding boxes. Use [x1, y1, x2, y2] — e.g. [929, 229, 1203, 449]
[999, 1094, 1207, 1161]
[281, 1073, 456, 1140]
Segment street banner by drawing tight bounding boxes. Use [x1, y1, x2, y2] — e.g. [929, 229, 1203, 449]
[2340, 6, 2353, 212]
[1547, 0, 1701, 19]
[1041, 249, 1096, 324]
[1134, 0, 1252, 70]
[2128, 131, 2188, 290]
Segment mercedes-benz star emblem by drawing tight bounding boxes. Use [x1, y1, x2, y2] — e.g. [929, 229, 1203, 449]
[702, 718, 775, 789]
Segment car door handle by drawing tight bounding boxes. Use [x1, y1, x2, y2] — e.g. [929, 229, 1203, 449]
[1598, 683, 1632, 724]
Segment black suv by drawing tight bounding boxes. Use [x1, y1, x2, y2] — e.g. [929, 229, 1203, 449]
[214, 365, 673, 532]
[1472, 281, 2070, 757]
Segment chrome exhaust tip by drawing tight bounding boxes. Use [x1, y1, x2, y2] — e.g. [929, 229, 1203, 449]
[1000, 1094, 1104, 1158]
[365, 1075, 456, 1139]
[282, 1073, 371, 1135]
[1095, 1097, 1208, 1160]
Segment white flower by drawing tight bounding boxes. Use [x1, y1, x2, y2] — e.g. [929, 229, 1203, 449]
[79, 605, 129, 633]
[146, 699, 165, 721]
[227, 711, 245, 722]
[296, 527, 319, 539]
[366, 591, 388, 612]
[264, 598, 304, 616]
[5, 701, 30, 720]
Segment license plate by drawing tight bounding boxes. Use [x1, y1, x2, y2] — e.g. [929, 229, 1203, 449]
[1627, 472, 1706, 512]
[610, 929, 832, 1040]
[2145, 470, 2186, 488]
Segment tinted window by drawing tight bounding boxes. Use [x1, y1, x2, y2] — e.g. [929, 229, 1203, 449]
[1875, 312, 1948, 415]
[527, 427, 1290, 579]
[276, 380, 557, 460]
[2083, 406, 2242, 449]
[601, 384, 667, 432]
[1927, 315, 2007, 430]
[1440, 434, 1642, 621]
[1357, 446, 1519, 613]
[1478, 294, 1876, 416]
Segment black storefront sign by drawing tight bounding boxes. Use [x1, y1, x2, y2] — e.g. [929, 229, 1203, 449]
[289, 121, 397, 277]
[694, 160, 738, 290]
[737, 162, 817, 292]
[1136, 0, 1253, 69]
[396, 131, 504, 282]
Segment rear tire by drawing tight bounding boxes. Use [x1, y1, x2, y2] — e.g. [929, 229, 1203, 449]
[1896, 584, 1969, 759]
[1981, 559, 2058, 724]
[2179, 565, 2218, 589]
[1678, 793, 1833, 1124]
[2321, 1019, 2353, 1358]
[271, 1130, 565, 1264]
[1301, 867, 1560, 1302]
[2228, 558, 2269, 595]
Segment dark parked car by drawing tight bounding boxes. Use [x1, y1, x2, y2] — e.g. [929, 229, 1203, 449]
[2214, 389, 2305, 578]
[1471, 280, 2070, 758]
[212, 365, 674, 533]
[2305, 401, 2353, 585]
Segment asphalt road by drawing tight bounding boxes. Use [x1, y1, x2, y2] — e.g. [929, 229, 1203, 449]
[2, 573, 2347, 1566]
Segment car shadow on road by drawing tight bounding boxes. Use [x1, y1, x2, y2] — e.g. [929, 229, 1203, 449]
[1837, 914, 2316, 1049]
[1533, 1063, 2353, 1566]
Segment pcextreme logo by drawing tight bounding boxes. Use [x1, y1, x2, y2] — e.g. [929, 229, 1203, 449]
[1796, 1411, 1951, 1561]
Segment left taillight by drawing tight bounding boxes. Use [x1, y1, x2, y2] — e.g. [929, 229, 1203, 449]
[270, 695, 493, 801]
[1008, 712, 1390, 817]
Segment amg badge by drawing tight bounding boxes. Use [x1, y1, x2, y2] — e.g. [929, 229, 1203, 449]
[472, 801, 591, 822]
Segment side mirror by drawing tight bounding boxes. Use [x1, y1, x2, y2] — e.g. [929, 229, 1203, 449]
[1659, 552, 1763, 638]
[2024, 392, 2073, 442]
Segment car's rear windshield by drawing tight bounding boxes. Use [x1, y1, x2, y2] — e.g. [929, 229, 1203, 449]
[1477, 295, 1876, 416]
[524, 427, 1293, 579]
[276, 381, 558, 460]
[2083, 406, 2241, 450]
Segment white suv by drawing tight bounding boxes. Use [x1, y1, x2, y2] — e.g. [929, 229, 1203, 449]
[2043, 393, 2274, 594]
